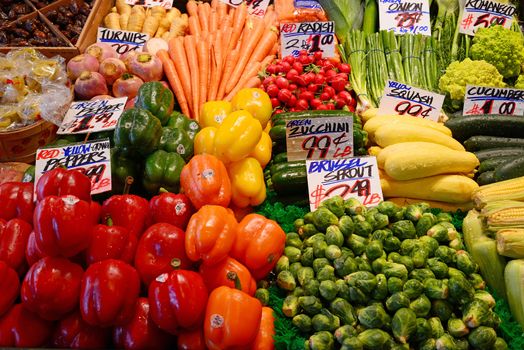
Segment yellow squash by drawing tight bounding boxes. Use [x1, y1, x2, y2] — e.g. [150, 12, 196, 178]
[364, 114, 452, 138]
[377, 142, 456, 169]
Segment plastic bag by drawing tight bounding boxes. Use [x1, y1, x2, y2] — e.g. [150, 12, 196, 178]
[274, 0, 327, 23]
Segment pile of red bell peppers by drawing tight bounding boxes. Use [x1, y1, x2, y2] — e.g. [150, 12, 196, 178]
[0, 162, 285, 349]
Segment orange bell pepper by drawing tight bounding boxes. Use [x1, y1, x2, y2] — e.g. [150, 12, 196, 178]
[231, 214, 286, 280]
[204, 286, 262, 350]
[199, 256, 257, 296]
[185, 205, 238, 265]
[251, 307, 275, 350]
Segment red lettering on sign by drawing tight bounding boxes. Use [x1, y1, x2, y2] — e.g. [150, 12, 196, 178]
[37, 149, 60, 160]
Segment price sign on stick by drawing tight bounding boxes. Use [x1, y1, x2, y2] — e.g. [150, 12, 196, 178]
[97, 28, 149, 55]
[459, 0, 516, 36]
[286, 116, 354, 161]
[125, 0, 174, 9]
[307, 156, 383, 211]
[463, 85, 524, 116]
[378, 80, 445, 122]
[219, 0, 270, 17]
[280, 21, 335, 58]
[378, 0, 432, 36]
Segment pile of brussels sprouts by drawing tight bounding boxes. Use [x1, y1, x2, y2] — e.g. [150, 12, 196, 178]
[275, 197, 507, 350]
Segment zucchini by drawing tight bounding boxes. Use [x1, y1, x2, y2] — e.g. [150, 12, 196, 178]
[272, 167, 308, 195]
[478, 156, 519, 173]
[270, 161, 306, 176]
[269, 125, 286, 143]
[444, 115, 524, 142]
[477, 171, 496, 185]
[272, 110, 356, 123]
[474, 147, 524, 162]
[494, 157, 524, 181]
[464, 135, 524, 151]
[273, 152, 288, 164]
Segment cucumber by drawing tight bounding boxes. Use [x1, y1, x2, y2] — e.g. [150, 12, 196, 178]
[478, 156, 519, 173]
[464, 135, 524, 151]
[272, 167, 308, 195]
[444, 115, 524, 142]
[477, 171, 496, 185]
[270, 161, 306, 176]
[269, 125, 286, 143]
[273, 152, 288, 164]
[474, 147, 524, 162]
[494, 157, 524, 181]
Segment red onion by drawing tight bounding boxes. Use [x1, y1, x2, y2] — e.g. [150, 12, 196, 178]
[99, 58, 127, 85]
[127, 53, 163, 82]
[91, 95, 113, 100]
[67, 54, 99, 81]
[74, 71, 108, 100]
[112, 73, 144, 99]
[85, 43, 118, 63]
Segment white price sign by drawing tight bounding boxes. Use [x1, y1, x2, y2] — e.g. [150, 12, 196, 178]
[219, 0, 270, 17]
[378, 80, 445, 122]
[378, 0, 431, 36]
[280, 21, 335, 58]
[307, 156, 383, 211]
[459, 0, 516, 36]
[463, 85, 524, 116]
[125, 0, 173, 8]
[97, 28, 149, 55]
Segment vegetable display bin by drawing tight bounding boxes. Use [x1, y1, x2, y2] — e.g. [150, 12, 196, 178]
[0, 120, 58, 163]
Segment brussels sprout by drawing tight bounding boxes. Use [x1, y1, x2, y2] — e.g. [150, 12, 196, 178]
[355, 256, 373, 273]
[474, 290, 496, 308]
[276, 256, 290, 274]
[468, 326, 497, 350]
[354, 221, 373, 238]
[295, 218, 305, 232]
[317, 265, 336, 282]
[321, 195, 345, 217]
[312, 207, 339, 232]
[340, 337, 363, 350]
[424, 278, 449, 300]
[484, 311, 501, 329]
[374, 213, 390, 229]
[285, 246, 302, 263]
[372, 258, 388, 274]
[449, 276, 475, 306]
[286, 232, 303, 249]
[392, 308, 417, 344]
[290, 262, 303, 278]
[388, 251, 402, 262]
[447, 267, 466, 280]
[366, 240, 384, 261]
[384, 262, 409, 281]
[347, 235, 368, 256]
[377, 201, 401, 217]
[309, 331, 335, 350]
[410, 268, 436, 282]
[312, 309, 340, 332]
[305, 233, 325, 247]
[277, 270, 296, 291]
[414, 318, 432, 344]
[372, 273, 389, 301]
[345, 198, 367, 215]
[494, 337, 509, 350]
[304, 212, 314, 224]
[313, 258, 330, 273]
[384, 235, 402, 252]
[293, 314, 312, 333]
[293, 287, 305, 297]
[330, 298, 357, 326]
[427, 258, 449, 279]
[400, 239, 417, 255]
[300, 223, 320, 239]
[386, 292, 411, 312]
[456, 338, 469, 350]
[345, 271, 377, 292]
[462, 299, 491, 328]
[371, 229, 391, 242]
[396, 256, 413, 273]
[412, 247, 429, 268]
[357, 304, 389, 329]
[456, 250, 478, 275]
[325, 245, 342, 261]
[388, 277, 405, 294]
[325, 225, 344, 247]
[299, 296, 323, 315]
[437, 212, 453, 222]
[435, 333, 457, 349]
[348, 285, 370, 305]
[391, 220, 417, 240]
[429, 317, 445, 339]
[304, 279, 320, 297]
[431, 300, 454, 323]
[418, 235, 440, 256]
[420, 338, 437, 350]
[255, 288, 270, 306]
[448, 317, 469, 338]
[283, 295, 300, 317]
[297, 267, 315, 287]
[427, 224, 451, 243]
[353, 214, 366, 223]
[449, 237, 464, 251]
[319, 280, 338, 301]
[357, 329, 392, 349]
[313, 240, 328, 259]
[469, 273, 486, 290]
[403, 279, 424, 299]
[403, 204, 423, 222]
[364, 211, 377, 228]
[335, 325, 358, 344]
[336, 279, 351, 300]
[334, 255, 358, 277]
[410, 294, 432, 317]
[338, 215, 354, 238]
[393, 207, 406, 222]
[416, 212, 438, 237]
[301, 247, 315, 267]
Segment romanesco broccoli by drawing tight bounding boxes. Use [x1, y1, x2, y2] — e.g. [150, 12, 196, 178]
[470, 25, 524, 79]
[516, 75, 524, 89]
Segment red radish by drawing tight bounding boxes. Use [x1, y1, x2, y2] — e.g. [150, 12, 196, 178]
[310, 98, 322, 108]
[277, 89, 292, 103]
[296, 99, 309, 111]
[112, 73, 144, 99]
[99, 58, 127, 85]
[287, 95, 297, 107]
[91, 95, 113, 100]
[74, 71, 108, 100]
[85, 43, 118, 63]
[144, 38, 169, 56]
[266, 84, 279, 97]
[275, 77, 289, 90]
[127, 53, 163, 82]
[67, 54, 99, 80]
[270, 97, 279, 108]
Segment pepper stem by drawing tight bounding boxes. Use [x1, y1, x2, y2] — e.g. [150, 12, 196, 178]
[123, 176, 134, 195]
[171, 258, 181, 269]
[159, 187, 170, 194]
[226, 271, 242, 291]
[106, 217, 113, 227]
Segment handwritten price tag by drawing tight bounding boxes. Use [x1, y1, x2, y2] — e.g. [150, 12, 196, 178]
[286, 116, 353, 161]
[378, 0, 431, 36]
[57, 97, 127, 135]
[463, 85, 524, 116]
[97, 28, 149, 55]
[280, 21, 335, 58]
[219, 0, 270, 17]
[378, 80, 445, 121]
[307, 156, 383, 211]
[459, 0, 516, 36]
[34, 139, 112, 195]
[125, 0, 173, 8]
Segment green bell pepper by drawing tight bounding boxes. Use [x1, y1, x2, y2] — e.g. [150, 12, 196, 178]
[114, 108, 162, 157]
[143, 150, 186, 194]
[166, 111, 200, 140]
[111, 148, 140, 193]
[22, 165, 35, 183]
[135, 82, 175, 125]
[159, 127, 194, 162]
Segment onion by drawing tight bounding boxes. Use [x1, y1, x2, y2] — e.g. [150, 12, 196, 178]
[91, 95, 113, 100]
[127, 53, 163, 82]
[67, 54, 99, 80]
[112, 73, 144, 99]
[74, 71, 109, 100]
[99, 58, 127, 85]
[85, 43, 118, 63]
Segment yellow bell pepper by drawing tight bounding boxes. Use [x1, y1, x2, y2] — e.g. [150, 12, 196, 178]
[214, 110, 262, 163]
[231, 88, 272, 129]
[228, 157, 266, 208]
[199, 101, 232, 128]
[194, 127, 218, 155]
[249, 132, 272, 168]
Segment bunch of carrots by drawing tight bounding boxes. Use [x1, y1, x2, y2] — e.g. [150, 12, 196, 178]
[156, 0, 279, 120]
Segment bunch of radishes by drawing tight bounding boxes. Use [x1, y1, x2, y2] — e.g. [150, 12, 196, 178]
[68, 43, 163, 101]
[261, 50, 357, 113]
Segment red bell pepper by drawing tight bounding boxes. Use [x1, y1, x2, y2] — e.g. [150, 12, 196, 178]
[113, 297, 175, 350]
[0, 304, 54, 347]
[135, 223, 192, 286]
[149, 192, 194, 230]
[0, 261, 19, 318]
[0, 218, 32, 276]
[102, 194, 150, 238]
[80, 259, 141, 327]
[0, 182, 34, 224]
[34, 195, 97, 258]
[25, 231, 44, 267]
[148, 261, 208, 335]
[52, 311, 111, 349]
[85, 220, 137, 265]
[36, 167, 92, 202]
[251, 307, 275, 350]
[199, 256, 257, 296]
[177, 328, 206, 350]
[21, 256, 84, 321]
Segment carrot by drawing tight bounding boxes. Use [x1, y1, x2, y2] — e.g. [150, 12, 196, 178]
[188, 15, 201, 36]
[217, 1, 228, 20]
[221, 26, 233, 60]
[260, 54, 275, 69]
[209, 9, 218, 32]
[157, 50, 190, 117]
[220, 11, 233, 31]
[186, 0, 198, 17]
[227, 2, 247, 53]
[224, 62, 261, 101]
[211, 0, 219, 9]
[263, 5, 274, 26]
[270, 41, 279, 56]
[246, 29, 277, 67]
[197, 38, 209, 112]
[208, 30, 223, 101]
[168, 37, 192, 112]
[217, 48, 239, 100]
[198, 3, 210, 32]
[184, 35, 200, 119]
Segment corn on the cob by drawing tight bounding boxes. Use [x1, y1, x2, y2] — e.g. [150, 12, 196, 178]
[481, 200, 524, 231]
[505, 259, 524, 328]
[472, 176, 524, 208]
[497, 229, 524, 258]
